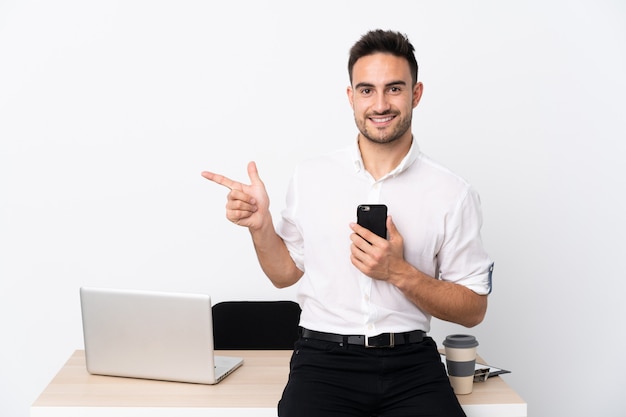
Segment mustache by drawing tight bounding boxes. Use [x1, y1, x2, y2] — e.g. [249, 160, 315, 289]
[367, 111, 398, 117]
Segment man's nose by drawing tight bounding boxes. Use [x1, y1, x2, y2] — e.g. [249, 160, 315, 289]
[372, 93, 391, 113]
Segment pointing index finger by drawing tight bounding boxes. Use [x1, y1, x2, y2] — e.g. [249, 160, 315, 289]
[201, 171, 242, 191]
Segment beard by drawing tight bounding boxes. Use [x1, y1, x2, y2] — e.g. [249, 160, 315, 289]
[355, 111, 412, 145]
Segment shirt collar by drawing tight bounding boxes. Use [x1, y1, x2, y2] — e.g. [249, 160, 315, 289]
[351, 136, 421, 180]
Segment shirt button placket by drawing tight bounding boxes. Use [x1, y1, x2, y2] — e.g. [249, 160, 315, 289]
[367, 181, 382, 202]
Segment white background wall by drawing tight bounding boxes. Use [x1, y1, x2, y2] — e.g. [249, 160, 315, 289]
[1, 1, 625, 416]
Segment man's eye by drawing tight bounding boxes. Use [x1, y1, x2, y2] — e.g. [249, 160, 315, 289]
[360, 88, 371, 95]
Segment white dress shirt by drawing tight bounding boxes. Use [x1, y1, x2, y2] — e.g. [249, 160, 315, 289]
[276, 139, 493, 336]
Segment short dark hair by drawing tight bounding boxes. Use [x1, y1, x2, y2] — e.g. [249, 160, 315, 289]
[348, 29, 419, 85]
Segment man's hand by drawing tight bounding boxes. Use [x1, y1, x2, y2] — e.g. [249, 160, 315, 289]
[349, 216, 406, 281]
[201, 161, 270, 231]
[351, 215, 487, 327]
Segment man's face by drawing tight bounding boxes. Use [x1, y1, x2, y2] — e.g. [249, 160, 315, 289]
[347, 53, 423, 145]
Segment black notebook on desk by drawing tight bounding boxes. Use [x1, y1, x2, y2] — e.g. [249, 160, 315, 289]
[440, 354, 511, 382]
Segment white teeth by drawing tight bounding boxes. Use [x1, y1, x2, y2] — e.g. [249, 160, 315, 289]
[371, 116, 393, 123]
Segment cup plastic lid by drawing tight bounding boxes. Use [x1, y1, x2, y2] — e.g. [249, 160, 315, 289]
[442, 334, 479, 348]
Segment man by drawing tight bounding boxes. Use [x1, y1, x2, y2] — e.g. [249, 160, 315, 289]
[202, 29, 493, 417]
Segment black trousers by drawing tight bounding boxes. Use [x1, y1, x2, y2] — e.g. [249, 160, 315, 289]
[278, 336, 466, 417]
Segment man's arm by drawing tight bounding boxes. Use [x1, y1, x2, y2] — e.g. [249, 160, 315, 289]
[349, 216, 487, 328]
[387, 263, 487, 328]
[248, 215, 304, 288]
[202, 161, 303, 288]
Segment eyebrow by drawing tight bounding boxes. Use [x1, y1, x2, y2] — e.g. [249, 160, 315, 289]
[354, 80, 407, 89]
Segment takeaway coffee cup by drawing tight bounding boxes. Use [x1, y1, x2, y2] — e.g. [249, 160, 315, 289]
[443, 334, 479, 395]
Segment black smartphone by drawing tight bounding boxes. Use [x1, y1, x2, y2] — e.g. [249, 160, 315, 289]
[357, 204, 388, 240]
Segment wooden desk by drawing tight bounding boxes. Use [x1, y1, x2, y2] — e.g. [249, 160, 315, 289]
[31, 350, 526, 417]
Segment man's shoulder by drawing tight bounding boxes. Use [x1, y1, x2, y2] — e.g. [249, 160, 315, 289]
[295, 146, 353, 173]
[414, 152, 472, 189]
[410, 153, 479, 206]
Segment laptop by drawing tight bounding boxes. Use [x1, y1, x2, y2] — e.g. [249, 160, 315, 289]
[79, 286, 243, 384]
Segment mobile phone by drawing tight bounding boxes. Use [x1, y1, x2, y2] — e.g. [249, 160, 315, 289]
[357, 204, 388, 240]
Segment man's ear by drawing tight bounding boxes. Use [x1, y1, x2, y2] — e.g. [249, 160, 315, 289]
[347, 85, 355, 109]
[412, 82, 424, 108]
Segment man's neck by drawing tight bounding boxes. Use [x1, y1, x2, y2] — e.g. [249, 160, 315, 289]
[358, 134, 413, 180]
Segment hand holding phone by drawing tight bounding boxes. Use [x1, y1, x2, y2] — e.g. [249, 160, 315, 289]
[356, 204, 387, 240]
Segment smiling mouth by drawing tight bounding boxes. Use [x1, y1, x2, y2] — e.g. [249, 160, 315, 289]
[369, 115, 395, 124]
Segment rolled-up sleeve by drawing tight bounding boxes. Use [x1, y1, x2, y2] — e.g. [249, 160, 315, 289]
[438, 186, 493, 295]
[276, 174, 305, 272]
